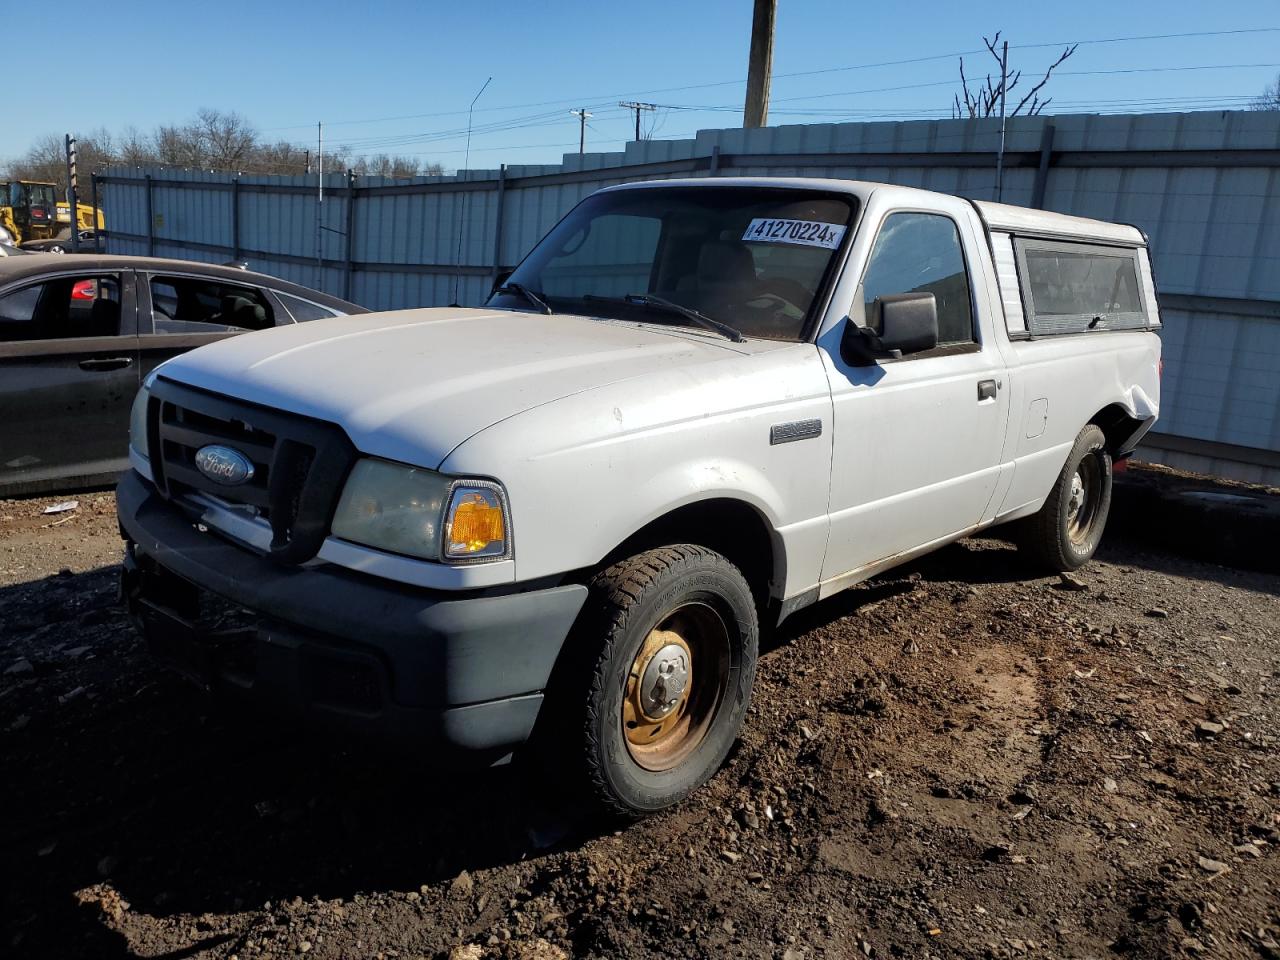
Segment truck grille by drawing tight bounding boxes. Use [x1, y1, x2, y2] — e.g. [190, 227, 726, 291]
[148, 378, 356, 565]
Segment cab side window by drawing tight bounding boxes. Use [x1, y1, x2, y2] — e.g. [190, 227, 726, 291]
[149, 276, 274, 333]
[862, 213, 974, 346]
[0, 275, 122, 342]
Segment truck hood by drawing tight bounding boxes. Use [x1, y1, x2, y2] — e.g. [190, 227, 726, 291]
[157, 307, 746, 467]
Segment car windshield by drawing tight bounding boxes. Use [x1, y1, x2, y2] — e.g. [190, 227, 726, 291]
[488, 186, 857, 341]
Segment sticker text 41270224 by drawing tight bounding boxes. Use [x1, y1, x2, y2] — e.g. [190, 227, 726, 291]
[742, 218, 847, 250]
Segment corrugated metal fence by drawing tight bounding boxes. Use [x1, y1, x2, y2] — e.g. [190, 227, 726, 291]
[99, 110, 1280, 483]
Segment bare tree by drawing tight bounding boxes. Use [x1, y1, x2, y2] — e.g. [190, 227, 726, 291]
[193, 108, 256, 168]
[953, 32, 1077, 119]
[7, 130, 125, 192]
[1252, 73, 1280, 110]
[255, 139, 312, 175]
[353, 154, 421, 179]
[116, 126, 156, 167]
[1, 110, 447, 182]
[154, 123, 204, 167]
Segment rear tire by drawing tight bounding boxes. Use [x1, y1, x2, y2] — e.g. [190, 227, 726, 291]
[559, 545, 759, 818]
[1021, 424, 1112, 571]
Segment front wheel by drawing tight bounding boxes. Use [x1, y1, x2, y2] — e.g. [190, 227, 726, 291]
[566, 545, 758, 817]
[1021, 424, 1113, 571]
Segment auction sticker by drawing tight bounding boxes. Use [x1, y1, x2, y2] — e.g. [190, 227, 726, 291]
[742, 218, 846, 249]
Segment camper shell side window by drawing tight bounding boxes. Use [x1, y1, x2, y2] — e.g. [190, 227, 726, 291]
[1011, 238, 1155, 337]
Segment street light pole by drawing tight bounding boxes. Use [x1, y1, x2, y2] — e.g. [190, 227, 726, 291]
[571, 108, 593, 154]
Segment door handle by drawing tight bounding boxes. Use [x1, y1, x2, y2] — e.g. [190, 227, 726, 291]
[79, 357, 133, 372]
[977, 378, 1000, 401]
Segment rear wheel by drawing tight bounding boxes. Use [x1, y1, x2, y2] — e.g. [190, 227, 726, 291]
[564, 545, 758, 817]
[1021, 424, 1113, 571]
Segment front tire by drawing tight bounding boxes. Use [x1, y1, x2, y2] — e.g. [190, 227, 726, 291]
[1021, 424, 1113, 571]
[569, 545, 758, 817]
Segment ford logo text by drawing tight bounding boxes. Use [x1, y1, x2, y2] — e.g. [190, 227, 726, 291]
[194, 445, 255, 486]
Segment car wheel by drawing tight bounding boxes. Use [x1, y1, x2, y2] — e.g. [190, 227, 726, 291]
[48, 244, 64, 254]
[562, 545, 758, 817]
[1021, 424, 1113, 571]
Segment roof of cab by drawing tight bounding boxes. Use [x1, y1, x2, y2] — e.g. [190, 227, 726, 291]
[601, 177, 1146, 246]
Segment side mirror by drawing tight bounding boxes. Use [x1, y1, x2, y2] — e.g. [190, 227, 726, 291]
[842, 292, 939, 364]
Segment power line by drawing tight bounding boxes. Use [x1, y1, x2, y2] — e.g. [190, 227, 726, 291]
[290, 54, 1280, 159]
[258, 25, 1280, 132]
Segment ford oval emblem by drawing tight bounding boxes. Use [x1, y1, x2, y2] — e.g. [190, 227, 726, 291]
[194, 445, 255, 485]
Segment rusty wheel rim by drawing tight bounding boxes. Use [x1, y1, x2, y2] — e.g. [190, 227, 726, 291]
[622, 602, 730, 772]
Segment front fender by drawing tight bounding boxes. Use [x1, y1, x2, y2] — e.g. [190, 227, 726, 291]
[440, 345, 834, 597]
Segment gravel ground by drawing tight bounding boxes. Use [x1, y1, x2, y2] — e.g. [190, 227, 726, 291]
[1, 488, 1278, 960]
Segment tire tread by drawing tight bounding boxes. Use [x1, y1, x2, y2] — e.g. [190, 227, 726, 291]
[579, 544, 753, 818]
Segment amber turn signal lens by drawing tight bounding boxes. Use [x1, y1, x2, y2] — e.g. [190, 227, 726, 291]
[447, 490, 506, 556]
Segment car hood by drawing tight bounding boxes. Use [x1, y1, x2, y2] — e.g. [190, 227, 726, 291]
[157, 307, 747, 467]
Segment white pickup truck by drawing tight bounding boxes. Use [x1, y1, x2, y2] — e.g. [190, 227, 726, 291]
[119, 178, 1160, 815]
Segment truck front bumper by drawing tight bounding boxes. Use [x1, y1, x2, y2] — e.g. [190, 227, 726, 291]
[117, 470, 587, 761]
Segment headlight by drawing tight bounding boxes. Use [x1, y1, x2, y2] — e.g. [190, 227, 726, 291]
[129, 370, 159, 460]
[330, 459, 510, 563]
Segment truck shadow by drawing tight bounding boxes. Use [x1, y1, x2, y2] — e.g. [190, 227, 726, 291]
[0, 569, 597, 956]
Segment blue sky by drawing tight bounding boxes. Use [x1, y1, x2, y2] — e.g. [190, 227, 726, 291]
[4, 0, 1278, 172]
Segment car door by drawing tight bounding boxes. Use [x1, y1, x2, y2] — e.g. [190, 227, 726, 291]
[0, 270, 140, 494]
[816, 201, 1010, 592]
[138, 271, 282, 379]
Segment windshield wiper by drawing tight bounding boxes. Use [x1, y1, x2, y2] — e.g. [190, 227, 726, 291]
[582, 293, 745, 343]
[494, 282, 552, 315]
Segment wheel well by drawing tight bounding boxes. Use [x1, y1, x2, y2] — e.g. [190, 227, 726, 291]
[1090, 404, 1145, 457]
[603, 499, 781, 607]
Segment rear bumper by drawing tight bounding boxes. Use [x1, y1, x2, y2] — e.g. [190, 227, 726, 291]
[1117, 415, 1158, 459]
[117, 470, 587, 759]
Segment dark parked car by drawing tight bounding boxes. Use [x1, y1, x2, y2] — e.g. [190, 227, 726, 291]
[0, 254, 367, 496]
[20, 228, 99, 254]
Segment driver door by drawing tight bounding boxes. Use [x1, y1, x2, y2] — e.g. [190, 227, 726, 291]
[817, 200, 1010, 591]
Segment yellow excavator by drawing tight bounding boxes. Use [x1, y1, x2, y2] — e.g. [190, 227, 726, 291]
[0, 180, 104, 246]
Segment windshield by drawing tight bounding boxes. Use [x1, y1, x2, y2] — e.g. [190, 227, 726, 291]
[489, 186, 857, 341]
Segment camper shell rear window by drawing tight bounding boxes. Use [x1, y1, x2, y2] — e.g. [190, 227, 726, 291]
[1012, 238, 1154, 336]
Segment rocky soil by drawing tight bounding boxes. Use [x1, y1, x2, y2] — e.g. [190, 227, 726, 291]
[2, 488, 1278, 959]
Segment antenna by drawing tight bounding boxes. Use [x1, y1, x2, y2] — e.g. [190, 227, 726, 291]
[316, 121, 324, 286]
[452, 76, 493, 306]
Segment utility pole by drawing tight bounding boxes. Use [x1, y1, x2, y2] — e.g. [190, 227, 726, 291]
[743, 0, 776, 128]
[570, 108, 593, 154]
[65, 134, 80, 253]
[995, 38, 1008, 201]
[619, 101, 656, 141]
